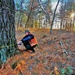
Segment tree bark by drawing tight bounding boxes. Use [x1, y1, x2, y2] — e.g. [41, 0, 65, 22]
[0, 0, 17, 63]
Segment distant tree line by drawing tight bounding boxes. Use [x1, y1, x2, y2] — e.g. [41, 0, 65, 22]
[15, 0, 75, 33]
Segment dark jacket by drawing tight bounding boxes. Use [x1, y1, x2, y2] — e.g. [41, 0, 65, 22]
[21, 34, 34, 42]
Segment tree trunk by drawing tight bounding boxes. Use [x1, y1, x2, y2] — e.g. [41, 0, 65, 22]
[50, 0, 60, 34]
[0, 0, 17, 63]
[25, 0, 34, 28]
[17, 0, 23, 28]
[59, 19, 63, 33]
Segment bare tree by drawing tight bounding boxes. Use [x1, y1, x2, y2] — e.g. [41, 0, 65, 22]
[25, 0, 35, 28]
[59, 0, 65, 33]
[38, 0, 52, 23]
[64, 0, 75, 31]
[17, 0, 24, 28]
[50, 0, 60, 34]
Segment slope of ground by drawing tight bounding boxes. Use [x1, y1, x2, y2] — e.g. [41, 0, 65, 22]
[0, 29, 75, 75]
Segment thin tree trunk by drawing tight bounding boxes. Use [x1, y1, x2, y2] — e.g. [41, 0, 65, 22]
[0, 0, 17, 63]
[25, 0, 34, 28]
[17, 0, 23, 28]
[17, 11, 21, 28]
[59, 19, 63, 33]
[50, 0, 60, 34]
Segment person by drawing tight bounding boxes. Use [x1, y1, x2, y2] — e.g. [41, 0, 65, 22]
[18, 30, 38, 53]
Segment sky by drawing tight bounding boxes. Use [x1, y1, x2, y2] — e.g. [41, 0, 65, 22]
[51, 0, 60, 12]
[51, 0, 68, 12]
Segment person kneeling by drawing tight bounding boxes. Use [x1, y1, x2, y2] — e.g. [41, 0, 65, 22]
[18, 30, 38, 53]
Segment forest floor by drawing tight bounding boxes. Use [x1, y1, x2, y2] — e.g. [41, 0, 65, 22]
[0, 28, 75, 75]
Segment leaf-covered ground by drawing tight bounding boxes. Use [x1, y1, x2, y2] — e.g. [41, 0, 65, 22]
[0, 28, 75, 75]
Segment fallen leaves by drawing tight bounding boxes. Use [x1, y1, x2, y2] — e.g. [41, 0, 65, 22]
[0, 29, 75, 75]
[54, 67, 59, 75]
[13, 60, 26, 75]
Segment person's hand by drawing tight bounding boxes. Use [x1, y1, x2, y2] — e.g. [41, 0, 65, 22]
[18, 43, 21, 45]
[18, 41, 22, 45]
